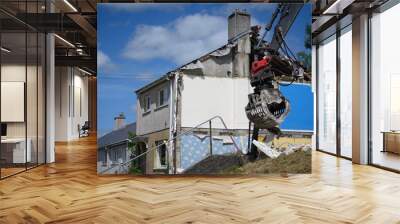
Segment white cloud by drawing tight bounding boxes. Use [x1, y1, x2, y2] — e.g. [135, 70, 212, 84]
[122, 13, 228, 65]
[98, 50, 115, 71]
[98, 50, 109, 66]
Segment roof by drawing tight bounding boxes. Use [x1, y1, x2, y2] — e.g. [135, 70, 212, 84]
[98, 122, 136, 148]
[135, 74, 169, 94]
[134, 43, 233, 95]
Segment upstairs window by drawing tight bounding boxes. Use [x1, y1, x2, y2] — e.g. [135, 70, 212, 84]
[159, 89, 165, 106]
[144, 95, 151, 112]
[158, 88, 169, 108]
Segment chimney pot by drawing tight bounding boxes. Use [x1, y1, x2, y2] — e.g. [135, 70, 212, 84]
[114, 112, 126, 130]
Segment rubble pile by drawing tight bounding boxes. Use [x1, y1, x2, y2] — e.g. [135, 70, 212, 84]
[222, 142, 312, 174]
[252, 140, 311, 158]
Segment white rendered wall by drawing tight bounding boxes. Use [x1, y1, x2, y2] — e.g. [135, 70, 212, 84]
[136, 81, 171, 136]
[180, 75, 252, 129]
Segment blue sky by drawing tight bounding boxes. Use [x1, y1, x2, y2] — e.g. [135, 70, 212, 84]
[98, 3, 312, 136]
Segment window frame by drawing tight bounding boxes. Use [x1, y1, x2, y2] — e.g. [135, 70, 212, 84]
[315, 22, 353, 161]
[157, 87, 168, 108]
[143, 95, 151, 113]
[154, 140, 167, 169]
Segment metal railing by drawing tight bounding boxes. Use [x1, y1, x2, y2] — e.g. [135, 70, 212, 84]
[99, 115, 242, 174]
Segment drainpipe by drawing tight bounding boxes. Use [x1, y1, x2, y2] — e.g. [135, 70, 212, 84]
[173, 72, 179, 173]
[168, 72, 177, 174]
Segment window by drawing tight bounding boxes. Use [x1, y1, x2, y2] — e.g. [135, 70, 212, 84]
[158, 88, 169, 107]
[159, 89, 165, 106]
[0, 2, 46, 179]
[317, 35, 337, 154]
[339, 26, 352, 158]
[155, 140, 167, 168]
[370, 3, 400, 171]
[144, 95, 151, 112]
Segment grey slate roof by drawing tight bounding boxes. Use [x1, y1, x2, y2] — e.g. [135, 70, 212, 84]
[98, 123, 136, 149]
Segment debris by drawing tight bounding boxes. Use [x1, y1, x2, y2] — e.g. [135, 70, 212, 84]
[252, 140, 281, 158]
[252, 141, 311, 158]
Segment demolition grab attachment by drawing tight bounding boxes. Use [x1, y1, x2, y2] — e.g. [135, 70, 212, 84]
[244, 4, 305, 160]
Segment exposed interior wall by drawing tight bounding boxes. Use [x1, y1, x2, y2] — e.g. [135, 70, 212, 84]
[54, 67, 89, 141]
[179, 132, 248, 171]
[193, 54, 232, 77]
[180, 75, 252, 130]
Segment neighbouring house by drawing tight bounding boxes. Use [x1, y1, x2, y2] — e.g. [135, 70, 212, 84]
[134, 10, 312, 175]
[97, 113, 141, 174]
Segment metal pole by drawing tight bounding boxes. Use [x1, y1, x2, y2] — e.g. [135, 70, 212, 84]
[248, 122, 251, 153]
[209, 120, 212, 156]
[173, 132, 177, 174]
[250, 127, 259, 161]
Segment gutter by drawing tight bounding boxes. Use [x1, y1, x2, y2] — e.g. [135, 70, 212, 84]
[103, 139, 129, 150]
[134, 74, 169, 94]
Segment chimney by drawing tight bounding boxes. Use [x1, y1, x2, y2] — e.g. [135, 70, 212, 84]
[228, 9, 251, 41]
[228, 10, 251, 77]
[114, 112, 126, 130]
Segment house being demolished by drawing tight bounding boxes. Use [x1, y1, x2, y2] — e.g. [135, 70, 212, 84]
[132, 10, 311, 175]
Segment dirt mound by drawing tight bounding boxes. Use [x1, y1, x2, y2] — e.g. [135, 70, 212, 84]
[183, 145, 312, 175]
[184, 154, 245, 174]
[223, 149, 311, 174]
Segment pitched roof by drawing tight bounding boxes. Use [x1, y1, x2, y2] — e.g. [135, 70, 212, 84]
[134, 43, 234, 94]
[98, 122, 136, 148]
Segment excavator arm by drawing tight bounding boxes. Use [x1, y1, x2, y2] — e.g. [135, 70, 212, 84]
[245, 3, 305, 160]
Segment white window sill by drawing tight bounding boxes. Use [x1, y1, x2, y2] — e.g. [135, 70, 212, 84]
[155, 104, 168, 111]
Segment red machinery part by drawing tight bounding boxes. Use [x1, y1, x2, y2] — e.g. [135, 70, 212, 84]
[251, 57, 270, 76]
